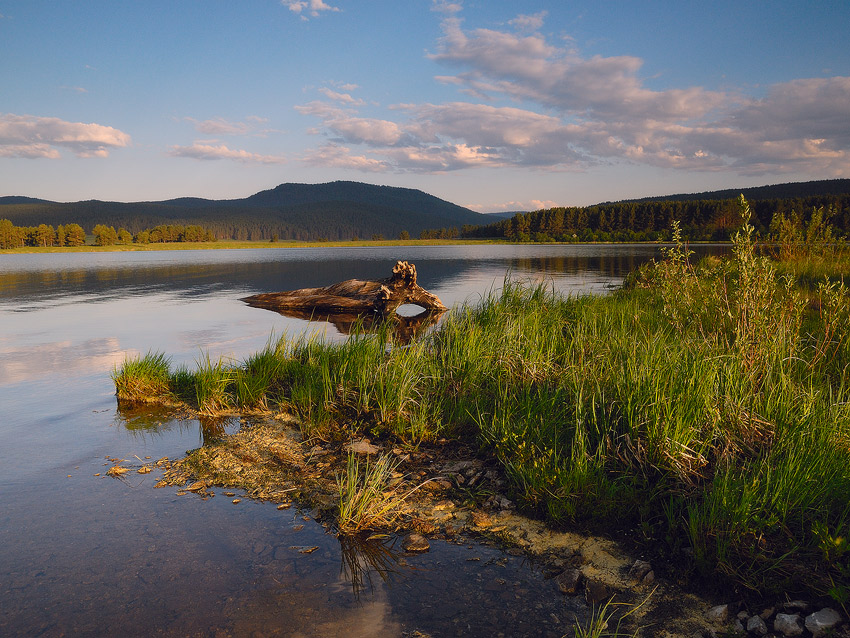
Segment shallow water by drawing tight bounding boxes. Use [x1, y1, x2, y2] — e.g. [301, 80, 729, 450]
[0, 244, 723, 637]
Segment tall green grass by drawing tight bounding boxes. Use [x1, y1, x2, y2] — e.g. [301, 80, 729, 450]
[114, 197, 850, 595]
[112, 351, 172, 404]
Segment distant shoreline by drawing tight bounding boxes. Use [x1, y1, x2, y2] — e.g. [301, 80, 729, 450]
[0, 238, 727, 254]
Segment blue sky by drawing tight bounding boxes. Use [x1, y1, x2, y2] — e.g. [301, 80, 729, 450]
[1, 1, 848, 211]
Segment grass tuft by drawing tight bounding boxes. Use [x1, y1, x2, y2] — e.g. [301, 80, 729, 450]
[336, 452, 416, 534]
[112, 351, 172, 404]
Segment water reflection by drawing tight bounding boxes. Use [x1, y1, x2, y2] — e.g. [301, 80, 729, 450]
[338, 533, 404, 597]
[0, 336, 128, 385]
[247, 305, 445, 344]
[114, 405, 241, 447]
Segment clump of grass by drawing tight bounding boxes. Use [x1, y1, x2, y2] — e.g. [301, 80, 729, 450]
[112, 351, 172, 404]
[572, 589, 654, 638]
[336, 452, 414, 534]
[234, 340, 285, 411]
[193, 353, 234, 415]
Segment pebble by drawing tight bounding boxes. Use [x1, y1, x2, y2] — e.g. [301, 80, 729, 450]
[706, 604, 730, 624]
[628, 559, 652, 582]
[746, 614, 768, 636]
[402, 533, 430, 552]
[774, 613, 804, 636]
[232, 498, 241, 504]
[584, 579, 610, 605]
[555, 568, 582, 595]
[347, 439, 380, 455]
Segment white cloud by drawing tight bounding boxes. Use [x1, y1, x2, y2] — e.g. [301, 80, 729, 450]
[169, 143, 286, 164]
[431, 1, 462, 15]
[468, 199, 558, 213]
[509, 11, 547, 32]
[184, 116, 273, 137]
[317, 87, 365, 105]
[301, 143, 389, 172]
[0, 113, 130, 159]
[293, 8, 850, 178]
[282, 0, 340, 20]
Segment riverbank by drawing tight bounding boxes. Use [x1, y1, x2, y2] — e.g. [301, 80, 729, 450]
[0, 238, 509, 253]
[0, 237, 740, 254]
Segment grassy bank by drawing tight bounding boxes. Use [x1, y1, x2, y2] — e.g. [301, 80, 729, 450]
[113, 198, 850, 601]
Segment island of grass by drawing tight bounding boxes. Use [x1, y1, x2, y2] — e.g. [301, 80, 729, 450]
[113, 197, 850, 623]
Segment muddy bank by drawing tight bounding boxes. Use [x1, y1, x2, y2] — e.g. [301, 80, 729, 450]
[122, 414, 748, 638]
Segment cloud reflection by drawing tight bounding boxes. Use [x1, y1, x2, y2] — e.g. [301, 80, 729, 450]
[0, 337, 129, 385]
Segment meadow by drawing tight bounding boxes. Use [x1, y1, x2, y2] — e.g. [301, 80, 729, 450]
[113, 196, 850, 603]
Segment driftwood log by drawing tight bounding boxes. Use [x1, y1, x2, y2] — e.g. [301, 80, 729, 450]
[241, 261, 447, 315]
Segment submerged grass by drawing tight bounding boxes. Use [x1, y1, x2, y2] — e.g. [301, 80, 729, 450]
[114, 197, 850, 597]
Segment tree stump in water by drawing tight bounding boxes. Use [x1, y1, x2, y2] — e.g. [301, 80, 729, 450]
[240, 261, 447, 315]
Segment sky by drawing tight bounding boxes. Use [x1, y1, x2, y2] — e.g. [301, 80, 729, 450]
[1, 1, 849, 212]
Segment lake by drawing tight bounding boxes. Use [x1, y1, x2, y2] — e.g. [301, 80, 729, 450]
[0, 244, 720, 637]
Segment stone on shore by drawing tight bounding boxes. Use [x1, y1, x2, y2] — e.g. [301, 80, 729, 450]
[804, 608, 842, 637]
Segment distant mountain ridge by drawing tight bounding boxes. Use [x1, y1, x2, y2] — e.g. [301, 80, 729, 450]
[599, 179, 850, 205]
[0, 181, 488, 241]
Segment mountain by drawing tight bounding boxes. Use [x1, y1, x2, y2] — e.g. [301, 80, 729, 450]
[599, 179, 850, 205]
[0, 181, 489, 241]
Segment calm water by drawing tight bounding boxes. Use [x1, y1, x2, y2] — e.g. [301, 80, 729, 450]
[0, 244, 718, 637]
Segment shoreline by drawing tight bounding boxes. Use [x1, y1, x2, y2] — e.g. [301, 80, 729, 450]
[0, 238, 731, 254]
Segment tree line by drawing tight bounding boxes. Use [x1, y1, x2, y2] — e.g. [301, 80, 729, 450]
[0, 219, 216, 249]
[458, 194, 850, 242]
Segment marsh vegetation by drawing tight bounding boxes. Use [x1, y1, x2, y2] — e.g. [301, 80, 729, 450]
[113, 196, 850, 603]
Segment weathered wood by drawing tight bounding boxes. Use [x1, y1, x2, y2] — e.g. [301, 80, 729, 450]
[240, 261, 447, 315]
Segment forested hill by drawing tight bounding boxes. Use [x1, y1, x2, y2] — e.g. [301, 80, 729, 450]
[0, 181, 488, 241]
[604, 179, 850, 204]
[462, 179, 850, 242]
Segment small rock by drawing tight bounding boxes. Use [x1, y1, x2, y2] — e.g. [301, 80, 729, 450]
[628, 559, 652, 582]
[137, 466, 151, 474]
[642, 570, 655, 584]
[707, 605, 730, 624]
[774, 613, 804, 637]
[730, 619, 746, 636]
[232, 498, 241, 504]
[584, 579, 610, 605]
[805, 608, 842, 637]
[347, 439, 380, 455]
[555, 568, 582, 595]
[782, 601, 810, 613]
[747, 614, 768, 636]
[401, 533, 430, 553]
[471, 512, 492, 528]
[759, 607, 776, 620]
[737, 611, 750, 621]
